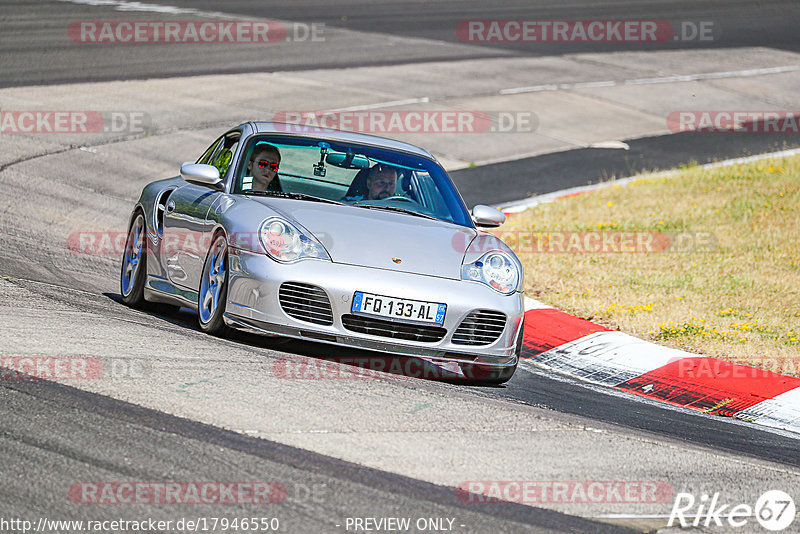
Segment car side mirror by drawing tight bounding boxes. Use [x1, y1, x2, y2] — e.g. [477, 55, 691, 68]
[180, 162, 223, 189]
[471, 205, 506, 228]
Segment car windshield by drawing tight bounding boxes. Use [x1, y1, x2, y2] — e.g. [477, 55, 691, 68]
[232, 134, 473, 227]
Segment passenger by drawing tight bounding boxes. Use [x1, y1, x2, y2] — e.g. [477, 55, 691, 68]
[245, 143, 282, 192]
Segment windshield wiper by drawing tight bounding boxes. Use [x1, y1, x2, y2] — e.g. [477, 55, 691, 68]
[246, 191, 344, 205]
[353, 204, 440, 221]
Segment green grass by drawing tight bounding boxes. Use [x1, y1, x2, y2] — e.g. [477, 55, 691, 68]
[496, 154, 800, 375]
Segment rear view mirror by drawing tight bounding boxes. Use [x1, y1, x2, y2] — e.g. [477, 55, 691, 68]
[471, 205, 506, 228]
[180, 162, 222, 189]
[326, 152, 370, 169]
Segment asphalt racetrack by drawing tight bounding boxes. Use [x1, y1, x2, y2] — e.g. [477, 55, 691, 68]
[3, 0, 800, 86]
[2, 1, 800, 533]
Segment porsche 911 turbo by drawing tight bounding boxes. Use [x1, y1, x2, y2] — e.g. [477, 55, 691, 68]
[120, 123, 524, 384]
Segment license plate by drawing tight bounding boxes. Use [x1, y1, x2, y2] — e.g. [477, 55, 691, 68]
[352, 292, 446, 325]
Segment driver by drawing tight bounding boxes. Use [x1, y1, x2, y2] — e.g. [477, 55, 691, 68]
[245, 143, 282, 192]
[363, 163, 398, 200]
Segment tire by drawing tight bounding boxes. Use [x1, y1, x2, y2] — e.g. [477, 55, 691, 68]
[198, 233, 230, 336]
[120, 211, 148, 308]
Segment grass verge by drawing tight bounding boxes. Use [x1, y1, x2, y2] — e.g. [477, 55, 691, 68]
[496, 154, 800, 376]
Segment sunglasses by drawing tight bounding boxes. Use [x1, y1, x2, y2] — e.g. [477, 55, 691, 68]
[256, 160, 279, 172]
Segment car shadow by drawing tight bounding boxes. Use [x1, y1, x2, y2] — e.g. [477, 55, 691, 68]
[103, 292, 505, 386]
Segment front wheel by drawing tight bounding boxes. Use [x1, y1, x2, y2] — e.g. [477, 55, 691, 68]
[120, 212, 148, 308]
[198, 233, 230, 336]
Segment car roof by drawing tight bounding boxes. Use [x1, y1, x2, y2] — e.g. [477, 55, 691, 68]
[248, 122, 436, 160]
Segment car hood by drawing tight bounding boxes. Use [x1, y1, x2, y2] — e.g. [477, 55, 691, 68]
[255, 198, 477, 279]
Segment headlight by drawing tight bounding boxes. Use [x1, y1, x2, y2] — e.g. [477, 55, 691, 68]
[461, 251, 520, 294]
[258, 217, 330, 263]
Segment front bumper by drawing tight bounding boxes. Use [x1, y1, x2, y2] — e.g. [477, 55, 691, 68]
[224, 248, 524, 367]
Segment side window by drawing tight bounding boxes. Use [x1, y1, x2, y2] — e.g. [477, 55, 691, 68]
[197, 136, 224, 165]
[213, 134, 239, 178]
[197, 133, 240, 178]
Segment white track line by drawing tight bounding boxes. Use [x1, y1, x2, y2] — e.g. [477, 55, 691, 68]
[57, 0, 233, 17]
[500, 65, 800, 95]
[498, 147, 800, 213]
[326, 98, 431, 113]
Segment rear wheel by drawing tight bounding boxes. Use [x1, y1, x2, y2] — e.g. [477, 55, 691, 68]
[198, 233, 230, 336]
[120, 212, 148, 308]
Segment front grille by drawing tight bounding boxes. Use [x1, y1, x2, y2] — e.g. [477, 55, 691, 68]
[451, 310, 506, 345]
[279, 282, 334, 326]
[342, 314, 446, 343]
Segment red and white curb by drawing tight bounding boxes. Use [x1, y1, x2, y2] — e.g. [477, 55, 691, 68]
[519, 297, 800, 435]
[498, 147, 800, 434]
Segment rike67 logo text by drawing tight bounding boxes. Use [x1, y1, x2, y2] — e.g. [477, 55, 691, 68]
[669, 490, 795, 531]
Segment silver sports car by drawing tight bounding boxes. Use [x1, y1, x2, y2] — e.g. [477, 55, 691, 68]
[120, 123, 524, 384]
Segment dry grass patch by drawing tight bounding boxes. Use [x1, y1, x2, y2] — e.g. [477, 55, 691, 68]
[497, 155, 800, 376]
